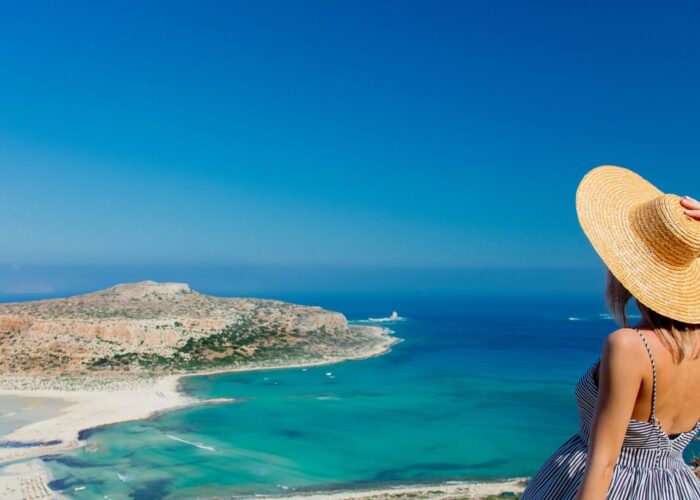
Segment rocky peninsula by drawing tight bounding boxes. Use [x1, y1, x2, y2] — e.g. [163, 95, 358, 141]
[0, 282, 397, 464]
[0, 281, 392, 384]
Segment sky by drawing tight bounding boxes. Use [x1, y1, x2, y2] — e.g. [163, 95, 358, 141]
[1, 1, 699, 294]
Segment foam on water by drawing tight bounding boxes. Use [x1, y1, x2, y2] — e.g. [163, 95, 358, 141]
[166, 434, 217, 452]
[357, 311, 405, 323]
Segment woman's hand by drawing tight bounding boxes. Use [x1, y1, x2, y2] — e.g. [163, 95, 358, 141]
[681, 196, 700, 220]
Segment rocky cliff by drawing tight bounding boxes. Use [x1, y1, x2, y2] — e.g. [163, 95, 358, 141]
[0, 281, 378, 375]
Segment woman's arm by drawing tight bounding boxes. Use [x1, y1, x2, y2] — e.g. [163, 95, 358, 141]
[576, 329, 646, 500]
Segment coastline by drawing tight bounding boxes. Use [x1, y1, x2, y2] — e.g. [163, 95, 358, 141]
[0, 458, 526, 500]
[0, 325, 528, 498]
[271, 478, 528, 499]
[0, 325, 399, 464]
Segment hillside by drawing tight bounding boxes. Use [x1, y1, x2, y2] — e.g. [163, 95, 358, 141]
[0, 281, 388, 377]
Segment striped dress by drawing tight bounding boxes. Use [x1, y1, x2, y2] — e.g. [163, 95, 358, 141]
[523, 329, 700, 499]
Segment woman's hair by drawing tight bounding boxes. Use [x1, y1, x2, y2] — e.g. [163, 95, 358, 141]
[606, 269, 699, 362]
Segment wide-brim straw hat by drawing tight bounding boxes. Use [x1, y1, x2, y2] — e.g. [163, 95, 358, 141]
[576, 165, 700, 323]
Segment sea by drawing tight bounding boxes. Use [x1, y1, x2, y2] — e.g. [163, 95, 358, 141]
[16, 292, 700, 498]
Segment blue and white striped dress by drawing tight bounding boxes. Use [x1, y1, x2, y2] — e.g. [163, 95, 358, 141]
[523, 329, 700, 499]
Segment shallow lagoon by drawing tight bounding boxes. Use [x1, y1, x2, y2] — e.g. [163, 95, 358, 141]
[0, 396, 69, 439]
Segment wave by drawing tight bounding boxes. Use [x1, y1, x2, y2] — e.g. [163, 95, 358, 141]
[598, 312, 640, 320]
[357, 311, 405, 323]
[166, 434, 216, 452]
[568, 313, 642, 322]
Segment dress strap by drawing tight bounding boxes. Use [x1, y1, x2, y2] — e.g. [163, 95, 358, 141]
[635, 328, 661, 428]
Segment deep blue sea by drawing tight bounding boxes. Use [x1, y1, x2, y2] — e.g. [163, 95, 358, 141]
[34, 293, 700, 498]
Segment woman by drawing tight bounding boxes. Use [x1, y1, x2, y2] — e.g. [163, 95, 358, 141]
[523, 166, 700, 499]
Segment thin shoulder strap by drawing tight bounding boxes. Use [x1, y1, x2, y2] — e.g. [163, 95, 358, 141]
[635, 328, 660, 428]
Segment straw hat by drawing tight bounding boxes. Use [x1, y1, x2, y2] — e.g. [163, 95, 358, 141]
[576, 165, 700, 323]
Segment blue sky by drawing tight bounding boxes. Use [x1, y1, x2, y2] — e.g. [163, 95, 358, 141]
[1, 1, 699, 284]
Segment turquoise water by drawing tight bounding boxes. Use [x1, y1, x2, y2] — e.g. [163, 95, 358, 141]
[40, 294, 700, 498]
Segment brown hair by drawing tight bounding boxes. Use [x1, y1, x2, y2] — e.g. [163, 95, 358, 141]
[605, 269, 700, 362]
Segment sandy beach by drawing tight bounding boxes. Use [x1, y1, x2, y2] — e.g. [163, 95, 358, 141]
[0, 375, 217, 464]
[276, 479, 527, 499]
[0, 460, 57, 500]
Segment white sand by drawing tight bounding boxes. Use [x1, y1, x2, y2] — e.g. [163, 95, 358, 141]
[0, 460, 58, 499]
[0, 375, 229, 463]
[271, 478, 527, 499]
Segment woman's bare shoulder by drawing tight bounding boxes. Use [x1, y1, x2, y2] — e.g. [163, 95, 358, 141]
[604, 327, 642, 348]
[601, 328, 649, 367]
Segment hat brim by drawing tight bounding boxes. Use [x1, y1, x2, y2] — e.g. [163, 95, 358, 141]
[576, 165, 700, 323]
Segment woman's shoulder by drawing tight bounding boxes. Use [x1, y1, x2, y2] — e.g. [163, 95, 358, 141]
[600, 328, 651, 368]
[604, 327, 643, 349]
[595, 328, 651, 392]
